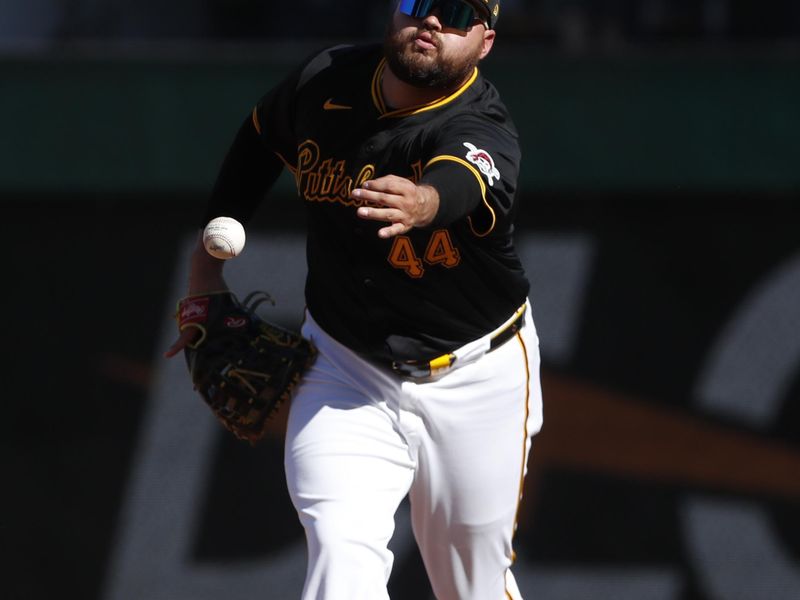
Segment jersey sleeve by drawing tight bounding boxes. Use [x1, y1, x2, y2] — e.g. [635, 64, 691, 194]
[251, 71, 301, 168]
[420, 116, 521, 237]
[202, 47, 345, 227]
[252, 45, 351, 170]
[202, 114, 283, 227]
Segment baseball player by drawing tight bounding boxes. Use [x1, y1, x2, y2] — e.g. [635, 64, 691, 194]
[167, 1, 543, 598]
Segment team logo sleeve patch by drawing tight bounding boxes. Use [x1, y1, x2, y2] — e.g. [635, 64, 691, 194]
[463, 142, 501, 187]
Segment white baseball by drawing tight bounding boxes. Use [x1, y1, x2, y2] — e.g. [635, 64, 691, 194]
[203, 216, 246, 260]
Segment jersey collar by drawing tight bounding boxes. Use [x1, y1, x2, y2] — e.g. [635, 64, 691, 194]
[371, 58, 478, 119]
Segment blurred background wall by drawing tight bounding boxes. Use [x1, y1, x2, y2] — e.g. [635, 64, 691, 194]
[3, 1, 799, 599]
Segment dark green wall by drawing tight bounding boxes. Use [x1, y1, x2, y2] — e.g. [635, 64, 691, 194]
[1, 50, 799, 194]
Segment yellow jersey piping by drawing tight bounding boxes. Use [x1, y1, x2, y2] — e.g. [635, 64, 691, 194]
[273, 151, 297, 175]
[511, 331, 531, 566]
[371, 59, 388, 114]
[251, 106, 262, 135]
[370, 58, 479, 119]
[253, 108, 296, 175]
[424, 155, 497, 237]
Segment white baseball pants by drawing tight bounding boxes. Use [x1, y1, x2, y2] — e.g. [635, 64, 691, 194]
[284, 303, 542, 600]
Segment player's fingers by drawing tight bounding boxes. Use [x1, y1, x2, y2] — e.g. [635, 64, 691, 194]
[164, 338, 185, 358]
[361, 175, 414, 195]
[164, 328, 199, 358]
[356, 206, 403, 223]
[351, 187, 399, 207]
[378, 222, 411, 239]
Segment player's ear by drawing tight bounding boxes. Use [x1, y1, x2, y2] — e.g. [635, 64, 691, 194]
[479, 28, 496, 60]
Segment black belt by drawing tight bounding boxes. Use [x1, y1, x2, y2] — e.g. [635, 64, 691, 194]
[391, 307, 526, 379]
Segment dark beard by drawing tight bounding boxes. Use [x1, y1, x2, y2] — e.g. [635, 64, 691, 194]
[383, 27, 480, 89]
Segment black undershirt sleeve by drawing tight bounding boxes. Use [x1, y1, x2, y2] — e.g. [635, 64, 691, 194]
[201, 115, 284, 228]
[421, 161, 483, 228]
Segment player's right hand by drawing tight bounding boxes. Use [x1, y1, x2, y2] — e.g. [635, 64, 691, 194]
[351, 176, 440, 238]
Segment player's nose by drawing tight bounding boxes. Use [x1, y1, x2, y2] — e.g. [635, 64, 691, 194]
[421, 11, 443, 31]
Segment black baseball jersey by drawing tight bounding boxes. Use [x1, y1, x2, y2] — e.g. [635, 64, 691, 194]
[205, 44, 529, 364]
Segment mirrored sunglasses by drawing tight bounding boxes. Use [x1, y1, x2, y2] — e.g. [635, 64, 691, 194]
[398, 0, 484, 31]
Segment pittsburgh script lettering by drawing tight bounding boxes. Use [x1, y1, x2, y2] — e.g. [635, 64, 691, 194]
[295, 139, 419, 207]
[295, 139, 371, 206]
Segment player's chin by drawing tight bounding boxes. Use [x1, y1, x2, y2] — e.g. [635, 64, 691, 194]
[402, 47, 439, 69]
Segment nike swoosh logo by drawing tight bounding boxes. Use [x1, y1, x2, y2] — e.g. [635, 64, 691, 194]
[323, 98, 352, 110]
